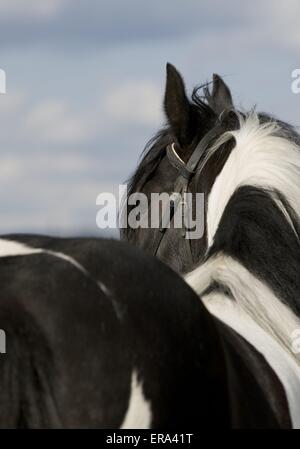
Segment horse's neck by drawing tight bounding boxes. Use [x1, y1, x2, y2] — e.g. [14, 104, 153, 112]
[189, 115, 300, 360]
[186, 177, 300, 427]
[215, 317, 293, 428]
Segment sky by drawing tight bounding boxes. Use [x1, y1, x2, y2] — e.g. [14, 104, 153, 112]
[0, 0, 299, 237]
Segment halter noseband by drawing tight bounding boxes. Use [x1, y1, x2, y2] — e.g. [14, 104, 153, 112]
[152, 123, 223, 267]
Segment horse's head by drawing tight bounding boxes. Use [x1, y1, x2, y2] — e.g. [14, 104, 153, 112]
[121, 63, 239, 273]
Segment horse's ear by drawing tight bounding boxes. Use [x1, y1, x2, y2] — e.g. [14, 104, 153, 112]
[207, 74, 233, 115]
[164, 63, 193, 146]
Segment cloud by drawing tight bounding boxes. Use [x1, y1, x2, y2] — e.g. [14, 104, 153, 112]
[0, 0, 253, 49]
[103, 81, 162, 127]
[0, 91, 26, 115]
[23, 99, 90, 143]
[0, 156, 23, 182]
[0, 171, 119, 235]
[0, 0, 298, 57]
[0, 0, 298, 236]
[264, 0, 300, 50]
[0, 0, 67, 19]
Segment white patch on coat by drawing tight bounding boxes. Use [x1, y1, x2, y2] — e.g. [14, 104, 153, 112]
[0, 239, 42, 257]
[186, 254, 300, 363]
[201, 291, 300, 429]
[186, 254, 300, 428]
[120, 370, 152, 429]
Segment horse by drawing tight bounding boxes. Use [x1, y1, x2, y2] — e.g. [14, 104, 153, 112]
[122, 63, 300, 427]
[0, 235, 224, 428]
[0, 235, 296, 428]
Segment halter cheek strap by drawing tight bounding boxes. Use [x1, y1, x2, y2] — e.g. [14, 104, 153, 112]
[152, 123, 224, 268]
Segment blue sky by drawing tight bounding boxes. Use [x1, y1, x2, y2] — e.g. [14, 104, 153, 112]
[0, 0, 299, 236]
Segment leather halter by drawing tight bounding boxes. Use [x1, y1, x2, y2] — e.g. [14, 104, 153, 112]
[152, 123, 223, 267]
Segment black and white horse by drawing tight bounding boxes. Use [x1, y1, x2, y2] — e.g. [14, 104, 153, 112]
[122, 64, 300, 427]
[1, 64, 300, 429]
[0, 235, 229, 428]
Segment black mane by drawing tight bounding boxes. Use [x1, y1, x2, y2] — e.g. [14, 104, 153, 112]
[121, 83, 215, 239]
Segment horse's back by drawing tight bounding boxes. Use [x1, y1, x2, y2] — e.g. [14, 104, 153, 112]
[0, 237, 131, 428]
[0, 235, 212, 428]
